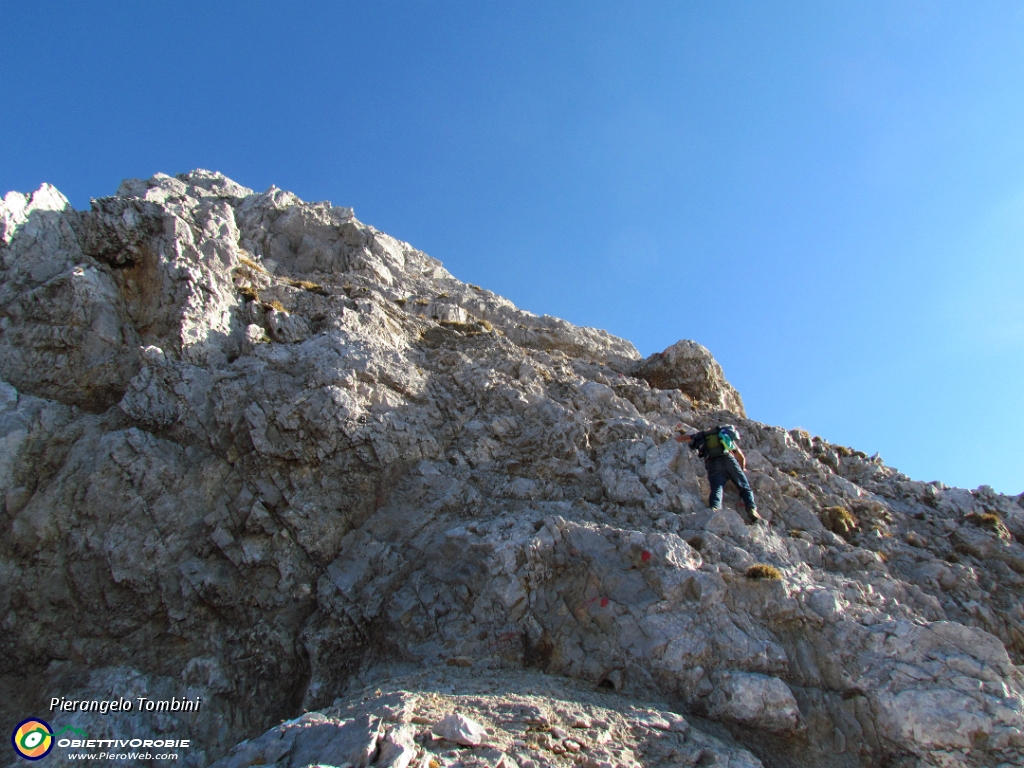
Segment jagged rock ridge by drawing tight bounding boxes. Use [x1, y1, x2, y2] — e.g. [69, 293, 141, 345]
[2, 171, 1023, 768]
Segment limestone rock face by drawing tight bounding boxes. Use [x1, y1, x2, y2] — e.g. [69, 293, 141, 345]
[3, 171, 1024, 768]
[633, 340, 745, 416]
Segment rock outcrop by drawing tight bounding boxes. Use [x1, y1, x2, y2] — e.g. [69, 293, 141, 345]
[633, 340, 745, 416]
[2, 171, 1023, 768]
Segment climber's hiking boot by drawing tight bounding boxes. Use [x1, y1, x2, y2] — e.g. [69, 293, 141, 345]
[746, 508, 762, 525]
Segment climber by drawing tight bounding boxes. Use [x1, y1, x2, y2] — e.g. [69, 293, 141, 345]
[676, 425, 761, 524]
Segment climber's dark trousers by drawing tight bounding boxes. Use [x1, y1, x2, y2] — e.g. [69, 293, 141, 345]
[706, 454, 757, 514]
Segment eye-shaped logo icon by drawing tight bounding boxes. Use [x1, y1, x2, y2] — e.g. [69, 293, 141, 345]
[12, 719, 54, 760]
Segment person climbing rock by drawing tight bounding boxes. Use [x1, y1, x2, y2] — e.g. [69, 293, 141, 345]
[677, 424, 761, 524]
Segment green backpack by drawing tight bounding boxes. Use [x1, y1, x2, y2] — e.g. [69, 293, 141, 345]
[699, 425, 739, 458]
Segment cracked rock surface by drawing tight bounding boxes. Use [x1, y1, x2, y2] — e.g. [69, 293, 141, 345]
[2, 171, 1023, 768]
[211, 668, 760, 768]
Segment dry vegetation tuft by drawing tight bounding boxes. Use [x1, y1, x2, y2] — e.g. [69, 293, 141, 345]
[238, 255, 267, 273]
[439, 319, 493, 335]
[965, 512, 1012, 540]
[285, 278, 329, 295]
[745, 564, 782, 580]
[821, 506, 858, 538]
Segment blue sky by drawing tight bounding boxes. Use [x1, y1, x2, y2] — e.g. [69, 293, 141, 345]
[2, 2, 1022, 494]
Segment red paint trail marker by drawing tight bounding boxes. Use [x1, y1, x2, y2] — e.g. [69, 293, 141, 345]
[641, 550, 652, 562]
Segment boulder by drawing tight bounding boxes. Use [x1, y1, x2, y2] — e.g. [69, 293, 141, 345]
[433, 713, 487, 746]
[633, 339, 745, 415]
[707, 672, 801, 733]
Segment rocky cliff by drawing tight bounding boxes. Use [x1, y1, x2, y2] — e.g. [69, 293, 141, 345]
[2, 171, 1023, 768]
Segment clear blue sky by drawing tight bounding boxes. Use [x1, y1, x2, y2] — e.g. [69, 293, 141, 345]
[2, 2, 1023, 494]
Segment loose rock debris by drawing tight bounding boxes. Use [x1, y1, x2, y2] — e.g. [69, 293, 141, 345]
[211, 668, 758, 768]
